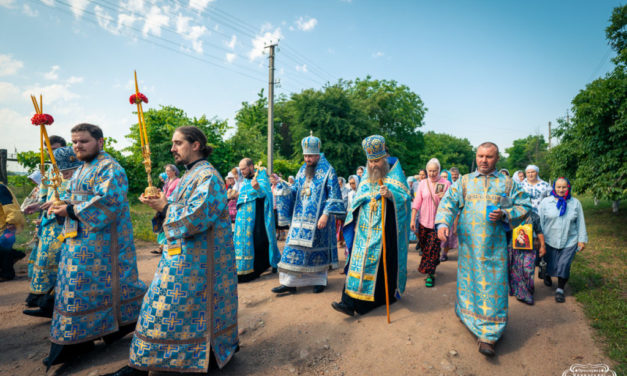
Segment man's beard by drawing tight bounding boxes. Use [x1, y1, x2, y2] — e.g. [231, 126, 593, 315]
[305, 163, 317, 179]
[367, 162, 390, 182]
[76, 147, 99, 162]
[244, 170, 254, 179]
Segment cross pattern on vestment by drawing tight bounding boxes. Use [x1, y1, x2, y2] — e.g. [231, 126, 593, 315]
[136, 340, 151, 355]
[167, 283, 187, 304]
[283, 251, 300, 264]
[75, 246, 94, 263]
[99, 272, 112, 287]
[152, 298, 169, 317]
[478, 277, 489, 290]
[478, 301, 491, 316]
[191, 343, 205, 358]
[64, 324, 86, 341]
[163, 312, 183, 331]
[97, 320, 110, 333]
[164, 344, 176, 358]
[70, 272, 90, 289]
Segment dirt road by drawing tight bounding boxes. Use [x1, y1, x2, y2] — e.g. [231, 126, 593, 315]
[0, 242, 613, 375]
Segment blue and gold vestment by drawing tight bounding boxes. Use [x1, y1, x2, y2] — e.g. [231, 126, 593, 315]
[435, 171, 531, 344]
[51, 152, 146, 345]
[28, 179, 70, 294]
[130, 160, 239, 372]
[275, 181, 294, 227]
[234, 169, 280, 275]
[278, 154, 345, 273]
[343, 157, 411, 301]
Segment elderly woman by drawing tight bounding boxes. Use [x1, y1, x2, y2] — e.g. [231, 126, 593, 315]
[512, 170, 523, 184]
[410, 158, 451, 287]
[162, 164, 180, 199]
[522, 165, 551, 213]
[539, 178, 587, 303]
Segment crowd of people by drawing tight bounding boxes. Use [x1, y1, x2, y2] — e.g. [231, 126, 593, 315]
[0, 124, 588, 374]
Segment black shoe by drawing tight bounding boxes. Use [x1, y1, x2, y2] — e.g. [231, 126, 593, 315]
[331, 301, 354, 316]
[102, 322, 137, 345]
[313, 285, 325, 293]
[271, 285, 296, 294]
[478, 341, 495, 357]
[23, 307, 53, 318]
[272, 267, 277, 273]
[101, 366, 148, 376]
[43, 341, 95, 369]
[544, 276, 552, 287]
[25, 293, 42, 307]
[555, 291, 565, 303]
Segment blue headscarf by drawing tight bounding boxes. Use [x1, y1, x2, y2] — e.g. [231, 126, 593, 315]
[441, 169, 452, 184]
[550, 177, 571, 216]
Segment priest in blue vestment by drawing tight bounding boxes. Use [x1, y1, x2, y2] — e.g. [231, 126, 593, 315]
[234, 157, 280, 282]
[46, 124, 146, 369]
[436, 142, 531, 357]
[332, 135, 411, 316]
[272, 132, 345, 294]
[106, 126, 239, 376]
[23, 146, 82, 318]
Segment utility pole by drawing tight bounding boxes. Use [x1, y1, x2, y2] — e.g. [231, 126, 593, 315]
[265, 42, 278, 175]
[548, 121, 551, 149]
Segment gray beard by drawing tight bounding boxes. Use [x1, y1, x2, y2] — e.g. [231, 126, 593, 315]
[305, 164, 317, 179]
[367, 162, 390, 182]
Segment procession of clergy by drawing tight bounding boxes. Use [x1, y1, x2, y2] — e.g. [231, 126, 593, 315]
[11, 122, 533, 375]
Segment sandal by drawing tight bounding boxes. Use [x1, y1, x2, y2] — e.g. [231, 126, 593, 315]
[425, 274, 435, 288]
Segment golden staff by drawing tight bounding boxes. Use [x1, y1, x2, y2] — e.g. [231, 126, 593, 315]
[130, 70, 160, 198]
[30, 94, 63, 206]
[378, 178, 391, 324]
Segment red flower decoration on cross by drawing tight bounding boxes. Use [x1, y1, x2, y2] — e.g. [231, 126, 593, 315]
[129, 93, 149, 105]
[31, 113, 54, 126]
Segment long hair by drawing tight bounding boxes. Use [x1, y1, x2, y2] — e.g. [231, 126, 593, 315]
[175, 126, 213, 158]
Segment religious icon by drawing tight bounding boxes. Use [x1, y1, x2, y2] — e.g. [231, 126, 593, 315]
[435, 183, 445, 194]
[512, 223, 533, 250]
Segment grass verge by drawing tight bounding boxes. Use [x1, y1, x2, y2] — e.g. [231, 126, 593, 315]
[569, 195, 626, 374]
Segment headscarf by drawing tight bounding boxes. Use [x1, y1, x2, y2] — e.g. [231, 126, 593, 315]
[348, 175, 359, 191]
[499, 168, 510, 176]
[550, 177, 572, 216]
[28, 170, 42, 185]
[513, 170, 523, 183]
[440, 169, 452, 184]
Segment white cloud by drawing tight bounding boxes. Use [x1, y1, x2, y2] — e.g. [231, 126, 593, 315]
[296, 17, 317, 32]
[0, 108, 39, 153]
[22, 4, 38, 16]
[248, 26, 283, 61]
[44, 65, 60, 80]
[295, 64, 308, 73]
[226, 53, 236, 63]
[372, 51, 384, 58]
[40, 0, 54, 6]
[118, 13, 137, 30]
[0, 82, 20, 102]
[94, 5, 117, 34]
[143, 5, 169, 36]
[226, 35, 237, 49]
[0, 0, 15, 8]
[0, 54, 24, 76]
[120, 0, 144, 13]
[23, 84, 79, 104]
[189, 0, 214, 12]
[176, 14, 207, 53]
[69, 0, 88, 18]
[67, 76, 84, 84]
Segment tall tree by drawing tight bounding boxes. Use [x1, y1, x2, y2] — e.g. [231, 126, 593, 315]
[348, 76, 427, 173]
[505, 135, 551, 177]
[606, 4, 627, 66]
[420, 132, 474, 174]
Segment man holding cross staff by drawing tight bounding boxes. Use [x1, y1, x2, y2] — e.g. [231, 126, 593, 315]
[332, 135, 411, 318]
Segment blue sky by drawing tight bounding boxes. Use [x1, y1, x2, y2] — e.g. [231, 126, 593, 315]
[0, 0, 621, 170]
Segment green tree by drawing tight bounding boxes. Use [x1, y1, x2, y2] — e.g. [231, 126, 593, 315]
[17, 150, 42, 173]
[550, 67, 627, 211]
[288, 83, 374, 178]
[505, 135, 551, 177]
[419, 132, 475, 174]
[606, 4, 627, 66]
[348, 76, 426, 173]
[124, 105, 234, 194]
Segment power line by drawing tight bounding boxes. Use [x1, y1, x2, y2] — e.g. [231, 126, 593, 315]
[32, 0, 267, 84]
